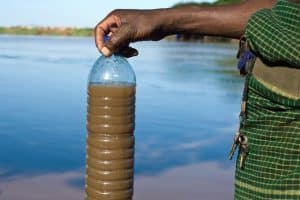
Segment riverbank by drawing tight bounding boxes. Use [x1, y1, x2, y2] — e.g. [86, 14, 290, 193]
[0, 26, 238, 43]
[0, 26, 93, 37]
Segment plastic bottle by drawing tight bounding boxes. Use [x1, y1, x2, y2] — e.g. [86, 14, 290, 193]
[85, 54, 136, 200]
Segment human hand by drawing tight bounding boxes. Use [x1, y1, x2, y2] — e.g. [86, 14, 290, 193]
[95, 9, 166, 57]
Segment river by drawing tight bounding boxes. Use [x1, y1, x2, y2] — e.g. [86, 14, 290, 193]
[0, 35, 244, 200]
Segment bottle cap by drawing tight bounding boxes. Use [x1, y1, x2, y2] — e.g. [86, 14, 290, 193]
[104, 35, 109, 43]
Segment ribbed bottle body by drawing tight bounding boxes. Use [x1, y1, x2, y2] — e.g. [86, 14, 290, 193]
[86, 55, 136, 200]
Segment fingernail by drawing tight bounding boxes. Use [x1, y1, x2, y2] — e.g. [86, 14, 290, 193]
[101, 47, 111, 57]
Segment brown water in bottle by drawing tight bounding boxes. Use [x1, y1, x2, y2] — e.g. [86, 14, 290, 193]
[86, 84, 135, 200]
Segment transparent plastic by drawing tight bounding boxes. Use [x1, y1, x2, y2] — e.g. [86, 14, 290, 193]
[88, 54, 136, 85]
[86, 54, 136, 200]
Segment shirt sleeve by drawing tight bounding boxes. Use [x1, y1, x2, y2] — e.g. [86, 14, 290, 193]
[245, 0, 300, 67]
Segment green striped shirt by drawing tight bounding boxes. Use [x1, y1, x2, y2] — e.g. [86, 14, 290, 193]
[245, 0, 300, 67]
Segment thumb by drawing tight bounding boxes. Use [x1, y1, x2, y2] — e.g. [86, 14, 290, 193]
[101, 24, 133, 57]
[119, 46, 139, 58]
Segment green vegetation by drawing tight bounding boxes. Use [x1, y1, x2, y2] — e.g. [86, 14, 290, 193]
[172, 2, 212, 8]
[214, 0, 242, 5]
[173, 0, 242, 7]
[0, 26, 93, 37]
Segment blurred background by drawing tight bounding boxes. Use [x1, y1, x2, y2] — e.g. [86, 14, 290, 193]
[0, 0, 243, 200]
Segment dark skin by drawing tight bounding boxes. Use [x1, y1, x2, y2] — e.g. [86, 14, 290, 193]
[95, 0, 287, 57]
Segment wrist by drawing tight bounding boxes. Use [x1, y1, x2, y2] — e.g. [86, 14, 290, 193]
[154, 7, 209, 36]
[154, 8, 184, 36]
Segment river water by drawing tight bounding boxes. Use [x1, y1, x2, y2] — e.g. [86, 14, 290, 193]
[0, 35, 244, 200]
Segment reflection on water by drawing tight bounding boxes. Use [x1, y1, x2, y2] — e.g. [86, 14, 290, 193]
[0, 172, 84, 200]
[0, 162, 234, 200]
[0, 36, 243, 199]
[134, 162, 234, 200]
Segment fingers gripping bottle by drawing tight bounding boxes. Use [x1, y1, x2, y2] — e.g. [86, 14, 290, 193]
[86, 54, 136, 200]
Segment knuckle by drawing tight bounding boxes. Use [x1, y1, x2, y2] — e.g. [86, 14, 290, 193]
[94, 24, 101, 32]
[109, 9, 125, 21]
[95, 25, 105, 34]
[109, 35, 119, 46]
[111, 9, 122, 15]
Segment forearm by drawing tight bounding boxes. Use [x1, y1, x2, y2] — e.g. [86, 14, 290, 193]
[156, 0, 276, 39]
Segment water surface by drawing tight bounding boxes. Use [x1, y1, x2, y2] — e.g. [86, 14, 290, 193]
[0, 35, 243, 200]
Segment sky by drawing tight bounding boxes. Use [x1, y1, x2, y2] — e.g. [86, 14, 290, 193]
[0, 0, 214, 27]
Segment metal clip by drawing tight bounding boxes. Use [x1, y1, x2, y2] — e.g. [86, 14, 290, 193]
[228, 131, 241, 160]
[239, 135, 248, 169]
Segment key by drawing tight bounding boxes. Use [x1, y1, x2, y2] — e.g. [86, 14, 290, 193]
[239, 135, 248, 169]
[228, 131, 241, 160]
